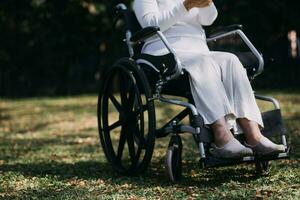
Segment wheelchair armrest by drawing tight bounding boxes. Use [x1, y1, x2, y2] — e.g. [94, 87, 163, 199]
[130, 26, 160, 43]
[206, 24, 264, 77]
[207, 24, 243, 39]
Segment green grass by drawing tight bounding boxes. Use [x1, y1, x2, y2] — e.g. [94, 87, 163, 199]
[0, 91, 300, 199]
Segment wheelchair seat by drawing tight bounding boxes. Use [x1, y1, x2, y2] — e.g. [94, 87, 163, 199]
[138, 53, 192, 98]
[138, 53, 177, 77]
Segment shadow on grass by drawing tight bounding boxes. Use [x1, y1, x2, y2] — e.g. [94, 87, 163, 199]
[2, 182, 99, 199]
[0, 134, 99, 162]
[0, 159, 278, 189]
[34, 103, 97, 115]
[0, 161, 112, 180]
[287, 114, 300, 122]
[0, 107, 11, 121]
[0, 114, 11, 121]
[1, 133, 298, 188]
[16, 120, 65, 134]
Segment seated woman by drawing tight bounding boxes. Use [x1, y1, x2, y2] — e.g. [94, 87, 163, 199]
[133, 0, 285, 158]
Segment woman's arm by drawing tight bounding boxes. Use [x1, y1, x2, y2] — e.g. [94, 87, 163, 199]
[197, 3, 218, 26]
[133, 0, 188, 32]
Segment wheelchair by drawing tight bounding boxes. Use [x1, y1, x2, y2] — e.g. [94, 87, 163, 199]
[97, 3, 290, 181]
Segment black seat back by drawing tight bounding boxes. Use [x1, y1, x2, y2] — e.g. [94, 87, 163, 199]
[114, 5, 143, 55]
[207, 38, 261, 79]
[115, 6, 141, 35]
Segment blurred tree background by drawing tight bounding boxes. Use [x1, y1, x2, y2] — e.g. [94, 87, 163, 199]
[0, 0, 299, 97]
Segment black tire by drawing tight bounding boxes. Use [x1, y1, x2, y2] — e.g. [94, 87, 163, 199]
[255, 160, 270, 175]
[165, 135, 182, 182]
[98, 58, 156, 175]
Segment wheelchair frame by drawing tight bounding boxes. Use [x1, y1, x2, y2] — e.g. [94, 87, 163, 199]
[97, 3, 289, 181]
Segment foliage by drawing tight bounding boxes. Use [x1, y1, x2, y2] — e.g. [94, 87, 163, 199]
[0, 91, 300, 199]
[0, 0, 300, 96]
[213, 0, 300, 89]
[0, 0, 117, 96]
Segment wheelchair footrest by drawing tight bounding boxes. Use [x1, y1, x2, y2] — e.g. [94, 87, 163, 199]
[201, 148, 290, 168]
[261, 109, 286, 137]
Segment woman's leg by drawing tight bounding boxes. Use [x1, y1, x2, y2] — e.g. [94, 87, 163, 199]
[208, 51, 285, 154]
[183, 55, 232, 145]
[210, 117, 253, 157]
[237, 118, 262, 145]
[182, 53, 252, 157]
[184, 54, 233, 125]
[211, 117, 233, 147]
[238, 118, 285, 154]
[208, 51, 264, 128]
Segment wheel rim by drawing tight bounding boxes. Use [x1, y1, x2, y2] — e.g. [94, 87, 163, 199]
[98, 63, 155, 174]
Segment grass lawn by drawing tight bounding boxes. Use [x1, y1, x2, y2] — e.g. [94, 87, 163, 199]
[0, 90, 299, 199]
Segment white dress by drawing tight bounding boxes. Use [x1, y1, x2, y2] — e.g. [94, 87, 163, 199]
[133, 0, 264, 131]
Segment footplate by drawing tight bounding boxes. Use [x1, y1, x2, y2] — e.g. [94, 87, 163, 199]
[201, 148, 290, 168]
[261, 109, 287, 138]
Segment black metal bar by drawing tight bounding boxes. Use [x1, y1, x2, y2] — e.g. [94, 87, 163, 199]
[155, 108, 190, 138]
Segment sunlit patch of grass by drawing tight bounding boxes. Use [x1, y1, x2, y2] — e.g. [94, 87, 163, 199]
[0, 91, 299, 199]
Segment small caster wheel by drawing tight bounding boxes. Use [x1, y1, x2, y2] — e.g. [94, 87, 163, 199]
[199, 158, 206, 169]
[255, 160, 270, 175]
[165, 135, 182, 182]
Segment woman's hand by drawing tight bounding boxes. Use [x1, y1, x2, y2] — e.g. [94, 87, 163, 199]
[183, 0, 213, 11]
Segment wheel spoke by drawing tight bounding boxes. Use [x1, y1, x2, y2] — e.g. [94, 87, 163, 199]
[109, 120, 122, 131]
[116, 129, 127, 162]
[133, 106, 145, 145]
[133, 145, 143, 166]
[142, 105, 148, 112]
[133, 105, 147, 115]
[109, 95, 122, 112]
[127, 128, 136, 164]
[119, 73, 129, 106]
[127, 86, 136, 111]
[99, 65, 155, 175]
[132, 120, 142, 142]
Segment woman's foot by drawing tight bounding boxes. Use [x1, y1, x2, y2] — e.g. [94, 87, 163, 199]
[245, 136, 285, 155]
[210, 137, 253, 158]
[211, 117, 252, 158]
[238, 118, 286, 155]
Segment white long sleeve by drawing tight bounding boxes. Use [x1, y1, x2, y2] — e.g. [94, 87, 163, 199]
[134, 0, 218, 53]
[197, 3, 218, 26]
[133, 0, 188, 32]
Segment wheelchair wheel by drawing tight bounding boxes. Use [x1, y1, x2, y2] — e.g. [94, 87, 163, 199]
[255, 160, 270, 175]
[98, 58, 156, 175]
[165, 135, 183, 182]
